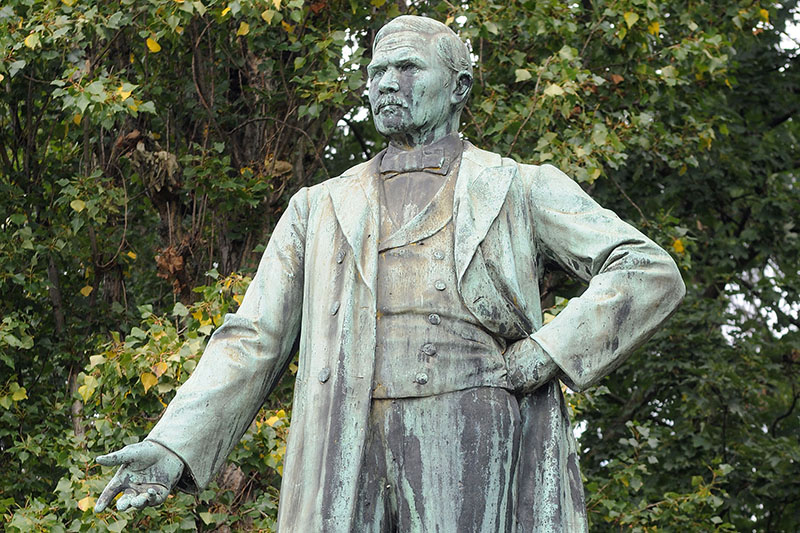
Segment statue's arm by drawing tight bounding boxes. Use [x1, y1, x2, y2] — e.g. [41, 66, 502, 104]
[96, 187, 310, 510]
[511, 164, 685, 392]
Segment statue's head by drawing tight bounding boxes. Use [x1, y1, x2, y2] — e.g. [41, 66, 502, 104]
[368, 15, 473, 147]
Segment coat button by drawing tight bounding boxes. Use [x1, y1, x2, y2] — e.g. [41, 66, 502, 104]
[433, 251, 445, 260]
[421, 343, 437, 356]
[414, 372, 429, 385]
[336, 250, 346, 264]
[434, 280, 446, 291]
[330, 301, 340, 315]
[428, 313, 441, 325]
[318, 367, 331, 383]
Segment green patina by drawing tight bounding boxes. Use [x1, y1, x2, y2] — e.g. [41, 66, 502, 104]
[96, 15, 684, 532]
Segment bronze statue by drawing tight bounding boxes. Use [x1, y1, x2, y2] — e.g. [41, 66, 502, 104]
[96, 15, 684, 532]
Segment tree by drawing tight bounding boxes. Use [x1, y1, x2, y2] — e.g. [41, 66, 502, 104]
[1, 0, 798, 531]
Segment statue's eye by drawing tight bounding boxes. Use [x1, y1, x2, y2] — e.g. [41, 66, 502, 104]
[400, 62, 417, 72]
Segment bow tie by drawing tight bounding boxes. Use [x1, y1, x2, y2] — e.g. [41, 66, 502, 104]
[380, 147, 448, 176]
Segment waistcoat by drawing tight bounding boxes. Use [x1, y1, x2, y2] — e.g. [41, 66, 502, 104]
[372, 155, 510, 398]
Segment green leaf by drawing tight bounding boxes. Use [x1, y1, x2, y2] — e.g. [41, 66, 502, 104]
[543, 83, 565, 97]
[514, 69, 532, 82]
[172, 302, 189, 317]
[107, 519, 128, 532]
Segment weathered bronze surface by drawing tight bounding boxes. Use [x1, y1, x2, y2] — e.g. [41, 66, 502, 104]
[96, 15, 685, 532]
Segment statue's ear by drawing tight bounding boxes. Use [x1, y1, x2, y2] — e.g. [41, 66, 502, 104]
[451, 71, 473, 105]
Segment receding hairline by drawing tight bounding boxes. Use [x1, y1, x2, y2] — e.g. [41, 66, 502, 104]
[373, 16, 460, 49]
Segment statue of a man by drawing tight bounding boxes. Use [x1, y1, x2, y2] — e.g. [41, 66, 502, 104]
[96, 15, 684, 532]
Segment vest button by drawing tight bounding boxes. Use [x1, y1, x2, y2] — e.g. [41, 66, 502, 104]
[336, 250, 346, 264]
[318, 367, 331, 383]
[428, 313, 441, 325]
[421, 343, 437, 356]
[414, 372, 429, 385]
[433, 251, 445, 260]
[330, 301, 340, 315]
[434, 280, 446, 291]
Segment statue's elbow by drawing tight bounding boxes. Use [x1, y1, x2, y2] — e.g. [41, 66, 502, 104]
[663, 255, 686, 312]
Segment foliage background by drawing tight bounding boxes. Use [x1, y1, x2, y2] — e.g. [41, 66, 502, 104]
[1, 0, 798, 531]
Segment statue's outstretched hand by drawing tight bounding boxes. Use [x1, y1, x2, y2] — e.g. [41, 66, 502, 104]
[94, 441, 184, 513]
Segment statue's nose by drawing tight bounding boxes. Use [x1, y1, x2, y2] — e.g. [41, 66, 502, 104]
[378, 68, 400, 93]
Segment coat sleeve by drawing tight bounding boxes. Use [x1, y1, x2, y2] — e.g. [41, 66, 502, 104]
[146, 187, 309, 491]
[520, 164, 685, 392]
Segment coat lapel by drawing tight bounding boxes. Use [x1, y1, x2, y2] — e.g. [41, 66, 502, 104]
[453, 142, 517, 287]
[326, 153, 383, 296]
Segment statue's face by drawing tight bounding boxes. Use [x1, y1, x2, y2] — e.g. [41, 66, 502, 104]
[368, 31, 455, 146]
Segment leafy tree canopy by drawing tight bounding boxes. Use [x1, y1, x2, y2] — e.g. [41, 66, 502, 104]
[1, 0, 798, 531]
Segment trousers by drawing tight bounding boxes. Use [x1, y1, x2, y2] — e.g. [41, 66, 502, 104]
[352, 387, 521, 532]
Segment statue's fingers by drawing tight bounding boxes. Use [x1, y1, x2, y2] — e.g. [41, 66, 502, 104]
[115, 489, 138, 512]
[94, 475, 128, 513]
[146, 487, 165, 506]
[127, 491, 151, 510]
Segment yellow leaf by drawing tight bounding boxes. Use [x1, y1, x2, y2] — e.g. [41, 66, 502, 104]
[648, 21, 660, 35]
[445, 16, 454, 26]
[80, 285, 93, 297]
[141, 372, 158, 393]
[129, 52, 135, 64]
[272, 0, 281, 8]
[70, 199, 86, 212]
[77, 495, 95, 512]
[192, 309, 204, 321]
[623, 11, 639, 28]
[176, 25, 184, 35]
[679, 164, 687, 176]
[266, 415, 280, 426]
[153, 361, 169, 377]
[672, 239, 685, 254]
[11, 386, 27, 401]
[174, 0, 184, 3]
[221, 6, 231, 16]
[24, 33, 40, 49]
[759, 8, 769, 22]
[73, 114, 82, 125]
[116, 86, 132, 100]
[77, 384, 93, 402]
[62, 0, 77, 6]
[233, 293, 243, 305]
[127, 251, 137, 259]
[543, 83, 565, 97]
[236, 21, 249, 36]
[146, 37, 161, 53]
[261, 9, 276, 23]
[0, 74, 4, 83]
[276, 409, 286, 418]
[281, 21, 295, 33]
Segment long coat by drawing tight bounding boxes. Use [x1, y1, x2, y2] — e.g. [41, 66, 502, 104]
[147, 142, 685, 532]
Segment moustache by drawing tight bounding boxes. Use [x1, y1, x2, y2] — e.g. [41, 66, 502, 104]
[376, 96, 408, 111]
